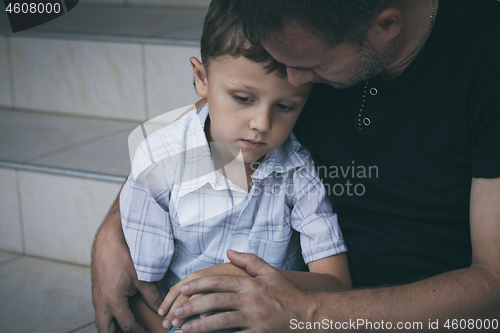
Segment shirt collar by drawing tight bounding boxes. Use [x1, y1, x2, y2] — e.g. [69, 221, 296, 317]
[178, 104, 247, 197]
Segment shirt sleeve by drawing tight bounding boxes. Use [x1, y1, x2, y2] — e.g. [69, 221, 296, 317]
[469, 39, 500, 179]
[120, 143, 176, 282]
[290, 152, 347, 264]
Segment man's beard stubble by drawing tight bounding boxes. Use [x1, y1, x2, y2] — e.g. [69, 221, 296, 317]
[311, 41, 395, 89]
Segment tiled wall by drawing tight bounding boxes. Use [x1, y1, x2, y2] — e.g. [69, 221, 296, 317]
[0, 168, 22, 253]
[11, 37, 145, 119]
[82, 0, 211, 8]
[0, 36, 12, 108]
[0, 6, 203, 264]
[145, 44, 201, 118]
[3, 36, 200, 121]
[0, 167, 122, 265]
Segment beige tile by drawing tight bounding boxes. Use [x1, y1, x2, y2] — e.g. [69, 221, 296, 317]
[27, 5, 203, 39]
[73, 322, 98, 333]
[0, 107, 138, 163]
[145, 44, 201, 119]
[0, 257, 94, 333]
[0, 168, 23, 253]
[0, 36, 12, 107]
[19, 171, 122, 265]
[11, 37, 145, 120]
[161, 24, 203, 40]
[0, 251, 21, 265]
[31, 127, 133, 177]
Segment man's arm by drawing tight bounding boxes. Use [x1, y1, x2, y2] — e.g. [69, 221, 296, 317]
[172, 178, 500, 332]
[91, 187, 163, 333]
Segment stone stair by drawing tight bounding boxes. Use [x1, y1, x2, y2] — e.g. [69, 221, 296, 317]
[0, 1, 205, 266]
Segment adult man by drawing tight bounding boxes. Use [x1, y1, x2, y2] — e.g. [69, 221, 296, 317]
[91, 0, 500, 332]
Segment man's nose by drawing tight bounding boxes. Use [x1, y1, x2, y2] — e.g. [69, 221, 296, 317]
[286, 68, 316, 86]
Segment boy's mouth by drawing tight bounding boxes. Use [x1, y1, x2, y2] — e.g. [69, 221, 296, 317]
[240, 139, 266, 149]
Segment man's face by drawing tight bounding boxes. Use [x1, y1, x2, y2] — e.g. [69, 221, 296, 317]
[262, 25, 395, 88]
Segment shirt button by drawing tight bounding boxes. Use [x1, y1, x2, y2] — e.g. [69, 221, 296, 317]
[363, 118, 371, 126]
[370, 88, 378, 96]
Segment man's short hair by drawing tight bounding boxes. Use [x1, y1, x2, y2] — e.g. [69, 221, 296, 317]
[240, 0, 393, 46]
[200, 0, 286, 76]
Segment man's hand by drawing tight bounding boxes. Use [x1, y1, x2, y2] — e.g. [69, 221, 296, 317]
[91, 195, 163, 333]
[160, 262, 252, 330]
[171, 250, 316, 333]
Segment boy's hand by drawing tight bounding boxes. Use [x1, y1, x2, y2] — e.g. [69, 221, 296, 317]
[158, 270, 209, 329]
[158, 263, 252, 329]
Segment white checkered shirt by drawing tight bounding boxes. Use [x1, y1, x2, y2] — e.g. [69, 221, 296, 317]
[121, 104, 347, 291]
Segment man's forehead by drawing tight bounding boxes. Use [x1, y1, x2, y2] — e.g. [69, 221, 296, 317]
[262, 27, 341, 68]
[266, 24, 320, 47]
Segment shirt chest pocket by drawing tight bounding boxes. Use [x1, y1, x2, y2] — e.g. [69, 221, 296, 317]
[246, 237, 291, 268]
[243, 191, 294, 268]
[246, 186, 293, 238]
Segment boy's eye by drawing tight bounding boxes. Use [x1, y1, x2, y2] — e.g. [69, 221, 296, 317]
[275, 103, 296, 112]
[232, 95, 252, 103]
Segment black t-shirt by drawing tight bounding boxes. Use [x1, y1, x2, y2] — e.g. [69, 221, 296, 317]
[294, 0, 500, 288]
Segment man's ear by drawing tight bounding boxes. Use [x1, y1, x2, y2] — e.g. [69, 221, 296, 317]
[366, 8, 402, 48]
[190, 57, 208, 98]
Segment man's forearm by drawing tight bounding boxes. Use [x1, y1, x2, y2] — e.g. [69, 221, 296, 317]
[310, 266, 500, 332]
[279, 269, 348, 292]
[96, 194, 122, 238]
[91, 186, 125, 263]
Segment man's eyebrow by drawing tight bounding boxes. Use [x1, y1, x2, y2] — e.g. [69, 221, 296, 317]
[286, 65, 321, 71]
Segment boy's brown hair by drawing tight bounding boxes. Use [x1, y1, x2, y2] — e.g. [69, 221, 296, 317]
[200, 0, 287, 77]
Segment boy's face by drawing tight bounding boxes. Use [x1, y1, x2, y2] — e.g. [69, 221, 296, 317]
[192, 55, 313, 165]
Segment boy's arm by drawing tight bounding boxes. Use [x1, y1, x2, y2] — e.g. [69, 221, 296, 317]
[278, 253, 352, 291]
[278, 152, 351, 292]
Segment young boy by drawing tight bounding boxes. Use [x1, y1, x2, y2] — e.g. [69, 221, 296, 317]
[121, 0, 351, 331]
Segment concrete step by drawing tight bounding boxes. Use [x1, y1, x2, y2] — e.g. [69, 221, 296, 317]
[0, 250, 97, 333]
[0, 106, 138, 264]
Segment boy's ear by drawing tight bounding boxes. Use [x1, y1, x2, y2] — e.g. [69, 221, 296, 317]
[190, 57, 208, 98]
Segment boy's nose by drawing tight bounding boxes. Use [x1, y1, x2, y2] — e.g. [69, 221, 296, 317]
[249, 107, 272, 133]
[286, 68, 317, 86]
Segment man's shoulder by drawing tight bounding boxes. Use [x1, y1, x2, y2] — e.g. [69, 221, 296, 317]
[446, 0, 500, 35]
